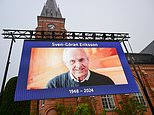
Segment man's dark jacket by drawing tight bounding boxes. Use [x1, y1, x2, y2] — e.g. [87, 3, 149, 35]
[47, 71, 114, 88]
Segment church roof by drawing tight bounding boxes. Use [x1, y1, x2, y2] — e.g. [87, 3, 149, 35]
[140, 40, 154, 56]
[125, 40, 154, 64]
[125, 53, 154, 64]
[40, 0, 62, 18]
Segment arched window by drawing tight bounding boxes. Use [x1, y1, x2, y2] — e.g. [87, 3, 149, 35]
[102, 95, 116, 111]
[50, 9, 53, 16]
[46, 108, 57, 115]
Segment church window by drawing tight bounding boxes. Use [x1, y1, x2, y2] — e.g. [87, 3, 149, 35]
[102, 95, 116, 111]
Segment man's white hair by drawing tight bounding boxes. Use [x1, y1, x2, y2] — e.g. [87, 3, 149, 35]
[62, 48, 88, 64]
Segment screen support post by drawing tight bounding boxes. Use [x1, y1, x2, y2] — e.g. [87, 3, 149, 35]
[122, 40, 154, 114]
[0, 33, 15, 107]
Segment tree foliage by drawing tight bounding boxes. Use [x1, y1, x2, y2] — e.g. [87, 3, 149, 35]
[55, 96, 96, 115]
[0, 77, 30, 115]
[74, 103, 91, 115]
[55, 103, 73, 115]
[114, 96, 147, 115]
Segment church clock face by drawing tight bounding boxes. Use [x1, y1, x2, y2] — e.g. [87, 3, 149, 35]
[47, 24, 55, 30]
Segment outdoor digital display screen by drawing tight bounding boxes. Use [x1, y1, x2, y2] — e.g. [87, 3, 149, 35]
[15, 40, 138, 101]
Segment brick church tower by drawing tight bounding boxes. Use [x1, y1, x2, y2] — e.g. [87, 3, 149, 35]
[36, 0, 65, 32]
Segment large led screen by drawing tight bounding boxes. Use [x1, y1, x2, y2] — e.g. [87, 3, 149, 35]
[15, 40, 139, 101]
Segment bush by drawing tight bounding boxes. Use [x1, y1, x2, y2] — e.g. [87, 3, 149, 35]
[114, 96, 147, 115]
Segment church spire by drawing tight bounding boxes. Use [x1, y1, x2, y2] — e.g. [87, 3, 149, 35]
[41, 0, 62, 18]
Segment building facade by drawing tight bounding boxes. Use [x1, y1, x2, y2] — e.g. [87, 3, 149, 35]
[30, 0, 154, 114]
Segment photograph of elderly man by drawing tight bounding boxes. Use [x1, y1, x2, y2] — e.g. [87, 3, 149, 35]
[47, 48, 115, 88]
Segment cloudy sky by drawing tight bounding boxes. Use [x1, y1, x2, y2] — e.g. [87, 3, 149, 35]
[0, 0, 154, 88]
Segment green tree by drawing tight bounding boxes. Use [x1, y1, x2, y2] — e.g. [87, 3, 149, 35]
[0, 77, 30, 115]
[74, 103, 91, 115]
[114, 96, 147, 115]
[55, 96, 97, 115]
[78, 96, 97, 114]
[55, 103, 73, 115]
